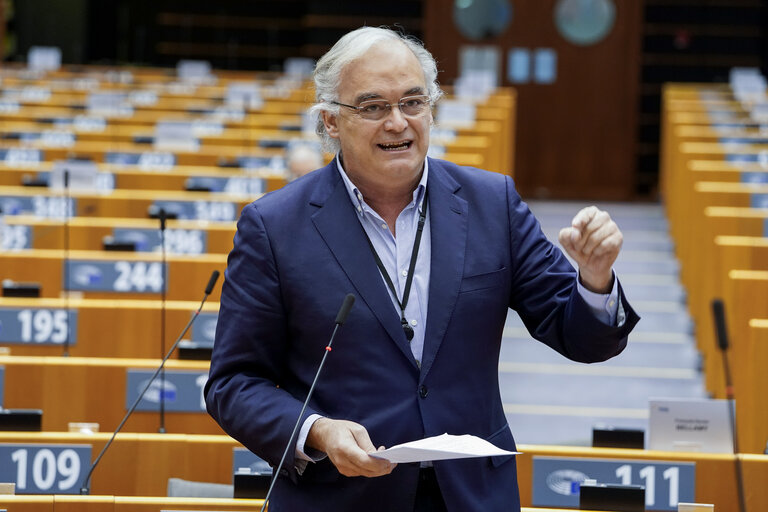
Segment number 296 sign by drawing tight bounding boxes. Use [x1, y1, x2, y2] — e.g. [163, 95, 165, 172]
[0, 444, 91, 494]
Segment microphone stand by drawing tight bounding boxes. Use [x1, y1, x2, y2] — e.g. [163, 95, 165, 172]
[158, 208, 167, 433]
[711, 298, 747, 512]
[260, 293, 356, 512]
[79, 270, 220, 495]
[62, 169, 71, 357]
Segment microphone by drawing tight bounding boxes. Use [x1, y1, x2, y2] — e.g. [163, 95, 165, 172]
[260, 293, 355, 512]
[79, 270, 220, 495]
[335, 294, 355, 324]
[712, 298, 729, 351]
[711, 298, 746, 512]
[158, 208, 168, 433]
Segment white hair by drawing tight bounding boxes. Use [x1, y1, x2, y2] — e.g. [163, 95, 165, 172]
[309, 27, 443, 154]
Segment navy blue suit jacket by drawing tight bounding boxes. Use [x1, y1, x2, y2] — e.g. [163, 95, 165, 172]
[205, 158, 639, 511]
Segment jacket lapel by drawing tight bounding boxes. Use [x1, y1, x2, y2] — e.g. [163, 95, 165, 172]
[310, 163, 419, 368]
[420, 160, 468, 379]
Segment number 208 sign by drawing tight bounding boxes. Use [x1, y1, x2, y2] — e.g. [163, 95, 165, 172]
[0, 444, 91, 494]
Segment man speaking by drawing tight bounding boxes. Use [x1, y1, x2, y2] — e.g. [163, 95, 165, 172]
[205, 26, 639, 512]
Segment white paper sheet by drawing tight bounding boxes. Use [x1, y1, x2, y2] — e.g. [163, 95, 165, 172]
[370, 433, 520, 464]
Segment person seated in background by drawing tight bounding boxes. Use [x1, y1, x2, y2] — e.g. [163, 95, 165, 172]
[285, 141, 325, 180]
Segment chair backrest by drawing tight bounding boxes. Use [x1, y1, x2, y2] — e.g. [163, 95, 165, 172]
[166, 477, 233, 498]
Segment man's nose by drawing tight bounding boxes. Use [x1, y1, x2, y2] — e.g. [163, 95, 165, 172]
[383, 105, 408, 131]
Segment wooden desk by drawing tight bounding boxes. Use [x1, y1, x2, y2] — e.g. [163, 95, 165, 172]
[0, 495, 262, 511]
[0, 249, 225, 301]
[747, 318, 768, 455]
[0, 185, 256, 220]
[687, 265, 768, 454]
[685, 221, 768, 329]
[0, 119, 493, 167]
[0, 65, 514, 175]
[673, 181, 768, 288]
[518, 445, 768, 511]
[660, 82, 749, 205]
[0, 297, 219, 358]
[688, 240, 768, 394]
[0, 494, 595, 512]
[0, 432, 240, 497]
[664, 158, 766, 248]
[0, 161, 288, 194]
[704, 207, 768, 238]
[0, 355, 222, 434]
[0, 431, 765, 509]
[3, 216, 237, 254]
[0, 141, 282, 168]
[685, 207, 768, 295]
[721, 272, 768, 454]
[0, 137, 487, 173]
[0, 495, 595, 512]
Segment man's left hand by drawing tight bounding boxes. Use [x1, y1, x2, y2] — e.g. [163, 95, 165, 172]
[558, 206, 622, 294]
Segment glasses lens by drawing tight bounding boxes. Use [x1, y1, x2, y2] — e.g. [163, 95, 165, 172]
[357, 100, 390, 120]
[400, 96, 429, 116]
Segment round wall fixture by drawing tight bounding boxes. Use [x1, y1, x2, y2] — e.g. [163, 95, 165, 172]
[453, 0, 513, 41]
[554, 0, 616, 46]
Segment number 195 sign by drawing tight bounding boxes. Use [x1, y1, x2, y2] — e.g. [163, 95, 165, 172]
[0, 444, 91, 494]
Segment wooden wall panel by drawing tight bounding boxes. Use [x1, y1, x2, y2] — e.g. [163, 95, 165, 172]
[424, 0, 643, 200]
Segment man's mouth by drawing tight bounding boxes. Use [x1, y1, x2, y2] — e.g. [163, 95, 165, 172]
[377, 141, 412, 151]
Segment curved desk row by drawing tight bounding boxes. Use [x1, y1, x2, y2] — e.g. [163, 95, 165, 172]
[0, 431, 765, 508]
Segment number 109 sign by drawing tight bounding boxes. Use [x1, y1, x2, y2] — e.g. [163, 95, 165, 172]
[0, 444, 91, 494]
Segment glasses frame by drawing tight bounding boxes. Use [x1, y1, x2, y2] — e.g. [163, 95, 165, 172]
[331, 94, 432, 121]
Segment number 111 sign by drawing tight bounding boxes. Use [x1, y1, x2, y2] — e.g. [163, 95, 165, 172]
[532, 456, 695, 510]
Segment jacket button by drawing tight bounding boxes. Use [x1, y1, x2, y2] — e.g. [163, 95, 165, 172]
[419, 385, 428, 398]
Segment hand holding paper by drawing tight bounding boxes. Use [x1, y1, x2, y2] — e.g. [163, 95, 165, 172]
[370, 433, 520, 464]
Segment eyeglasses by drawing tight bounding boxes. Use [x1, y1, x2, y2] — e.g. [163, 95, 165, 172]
[331, 95, 431, 121]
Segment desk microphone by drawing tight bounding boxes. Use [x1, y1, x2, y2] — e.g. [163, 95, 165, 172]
[79, 269, 220, 495]
[260, 293, 355, 512]
[711, 298, 746, 512]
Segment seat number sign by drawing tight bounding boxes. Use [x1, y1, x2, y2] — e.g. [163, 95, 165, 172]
[64, 260, 167, 293]
[0, 308, 78, 345]
[0, 444, 91, 494]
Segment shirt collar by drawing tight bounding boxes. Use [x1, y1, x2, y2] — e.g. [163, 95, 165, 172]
[335, 153, 429, 217]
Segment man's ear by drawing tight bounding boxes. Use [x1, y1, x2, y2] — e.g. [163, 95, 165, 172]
[322, 111, 340, 139]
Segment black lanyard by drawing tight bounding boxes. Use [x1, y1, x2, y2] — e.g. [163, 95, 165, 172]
[363, 190, 428, 341]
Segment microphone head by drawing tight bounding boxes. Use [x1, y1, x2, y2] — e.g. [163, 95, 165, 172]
[205, 270, 220, 295]
[158, 208, 167, 231]
[63, 169, 70, 188]
[335, 294, 355, 325]
[711, 298, 729, 351]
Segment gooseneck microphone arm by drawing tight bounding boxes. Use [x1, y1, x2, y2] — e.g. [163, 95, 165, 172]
[260, 293, 356, 512]
[62, 169, 72, 357]
[79, 270, 220, 495]
[158, 208, 167, 434]
[711, 298, 747, 512]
